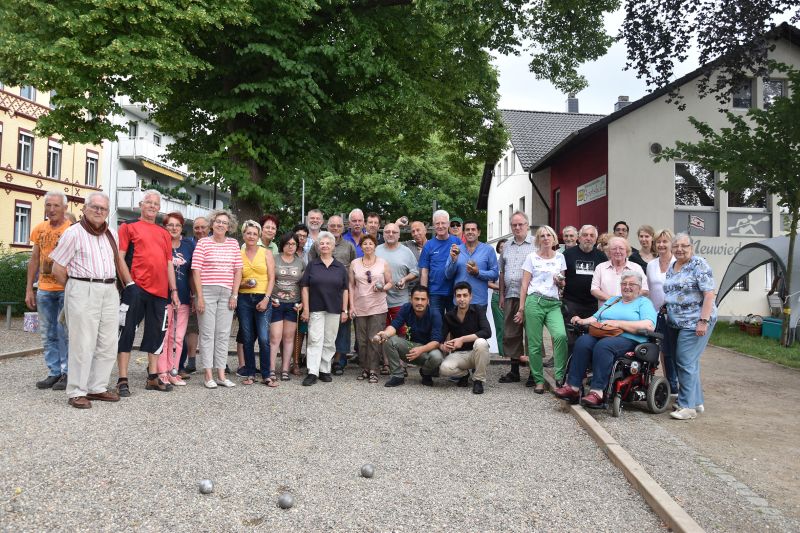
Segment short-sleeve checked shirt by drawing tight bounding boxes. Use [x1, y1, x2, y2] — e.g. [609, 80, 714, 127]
[499, 235, 534, 299]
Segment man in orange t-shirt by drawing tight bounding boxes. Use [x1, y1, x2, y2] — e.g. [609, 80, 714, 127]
[26, 191, 72, 391]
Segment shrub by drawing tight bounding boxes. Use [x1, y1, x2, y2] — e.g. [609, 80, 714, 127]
[0, 249, 31, 314]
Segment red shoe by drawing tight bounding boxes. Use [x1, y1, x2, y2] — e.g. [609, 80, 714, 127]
[580, 391, 604, 409]
[554, 385, 580, 403]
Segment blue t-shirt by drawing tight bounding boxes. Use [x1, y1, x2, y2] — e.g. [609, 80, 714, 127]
[418, 235, 462, 296]
[664, 255, 717, 329]
[342, 231, 364, 258]
[171, 238, 195, 305]
[390, 303, 444, 344]
[593, 295, 657, 343]
[444, 241, 499, 306]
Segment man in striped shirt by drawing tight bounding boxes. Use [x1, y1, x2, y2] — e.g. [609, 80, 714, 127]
[51, 192, 129, 409]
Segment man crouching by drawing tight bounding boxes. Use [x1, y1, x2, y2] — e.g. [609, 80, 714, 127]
[439, 282, 491, 394]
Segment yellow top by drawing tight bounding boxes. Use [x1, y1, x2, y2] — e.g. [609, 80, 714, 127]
[239, 247, 269, 294]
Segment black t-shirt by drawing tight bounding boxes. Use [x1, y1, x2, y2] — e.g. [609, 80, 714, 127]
[563, 246, 607, 305]
[628, 248, 649, 270]
[299, 258, 348, 314]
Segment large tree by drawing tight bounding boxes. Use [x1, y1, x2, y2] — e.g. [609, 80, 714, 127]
[0, 0, 615, 222]
[657, 63, 800, 346]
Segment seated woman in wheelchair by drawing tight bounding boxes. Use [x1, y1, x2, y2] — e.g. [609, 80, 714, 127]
[554, 270, 657, 408]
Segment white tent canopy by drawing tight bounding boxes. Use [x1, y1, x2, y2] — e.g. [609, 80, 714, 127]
[716, 236, 800, 337]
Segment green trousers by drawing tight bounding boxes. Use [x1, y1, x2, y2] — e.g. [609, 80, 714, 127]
[490, 291, 504, 357]
[524, 296, 567, 383]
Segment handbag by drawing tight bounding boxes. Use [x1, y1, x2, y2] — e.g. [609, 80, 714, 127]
[589, 297, 623, 338]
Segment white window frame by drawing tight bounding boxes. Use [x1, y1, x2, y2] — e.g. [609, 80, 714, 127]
[13, 201, 32, 244]
[153, 132, 162, 146]
[128, 121, 139, 139]
[47, 140, 62, 179]
[20, 85, 36, 101]
[762, 78, 786, 109]
[17, 131, 34, 172]
[674, 161, 717, 209]
[85, 151, 99, 187]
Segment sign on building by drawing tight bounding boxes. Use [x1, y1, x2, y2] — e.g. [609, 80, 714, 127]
[576, 175, 606, 206]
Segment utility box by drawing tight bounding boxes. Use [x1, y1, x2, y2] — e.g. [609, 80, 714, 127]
[762, 317, 782, 340]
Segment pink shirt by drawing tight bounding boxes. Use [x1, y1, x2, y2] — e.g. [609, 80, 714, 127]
[591, 260, 648, 306]
[191, 237, 243, 289]
[350, 257, 389, 316]
[49, 224, 117, 279]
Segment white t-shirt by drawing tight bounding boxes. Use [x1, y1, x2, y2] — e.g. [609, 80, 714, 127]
[646, 256, 676, 310]
[521, 251, 566, 298]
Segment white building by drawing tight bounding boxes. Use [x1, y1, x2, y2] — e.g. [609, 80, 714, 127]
[479, 23, 800, 319]
[103, 96, 228, 228]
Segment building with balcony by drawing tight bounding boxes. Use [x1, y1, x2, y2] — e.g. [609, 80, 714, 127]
[104, 96, 229, 229]
[0, 83, 103, 250]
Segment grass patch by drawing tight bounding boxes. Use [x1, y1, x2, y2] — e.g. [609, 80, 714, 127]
[711, 322, 800, 369]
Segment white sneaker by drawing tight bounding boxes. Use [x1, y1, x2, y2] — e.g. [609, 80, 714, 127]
[696, 404, 705, 414]
[670, 407, 697, 420]
[204, 380, 218, 389]
[216, 378, 236, 388]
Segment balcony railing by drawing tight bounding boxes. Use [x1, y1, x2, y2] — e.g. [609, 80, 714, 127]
[117, 138, 190, 178]
[116, 189, 216, 221]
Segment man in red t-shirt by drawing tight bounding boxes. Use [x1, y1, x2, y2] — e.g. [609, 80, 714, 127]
[116, 190, 180, 397]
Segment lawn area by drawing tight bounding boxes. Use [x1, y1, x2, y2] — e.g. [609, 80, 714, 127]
[711, 322, 800, 369]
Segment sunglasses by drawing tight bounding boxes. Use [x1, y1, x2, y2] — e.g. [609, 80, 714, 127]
[366, 271, 372, 283]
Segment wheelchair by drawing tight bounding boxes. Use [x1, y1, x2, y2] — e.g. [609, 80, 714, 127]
[562, 325, 671, 418]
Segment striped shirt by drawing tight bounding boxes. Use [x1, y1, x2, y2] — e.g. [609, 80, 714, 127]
[499, 235, 534, 299]
[49, 224, 118, 279]
[191, 237, 243, 289]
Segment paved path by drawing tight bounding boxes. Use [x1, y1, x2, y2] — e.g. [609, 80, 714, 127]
[0, 354, 662, 532]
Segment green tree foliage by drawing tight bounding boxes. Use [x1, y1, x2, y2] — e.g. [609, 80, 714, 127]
[657, 63, 800, 346]
[0, 0, 617, 222]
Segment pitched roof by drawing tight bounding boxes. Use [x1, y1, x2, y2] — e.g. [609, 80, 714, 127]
[476, 109, 604, 209]
[501, 109, 605, 171]
[529, 22, 800, 173]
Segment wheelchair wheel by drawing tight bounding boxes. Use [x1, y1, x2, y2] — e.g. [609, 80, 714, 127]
[646, 375, 671, 414]
[611, 394, 623, 418]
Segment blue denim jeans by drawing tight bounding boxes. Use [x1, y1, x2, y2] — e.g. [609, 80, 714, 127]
[666, 321, 715, 409]
[429, 294, 454, 320]
[236, 294, 271, 378]
[567, 334, 637, 392]
[37, 289, 68, 376]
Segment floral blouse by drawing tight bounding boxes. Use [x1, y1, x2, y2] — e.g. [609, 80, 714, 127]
[664, 255, 717, 329]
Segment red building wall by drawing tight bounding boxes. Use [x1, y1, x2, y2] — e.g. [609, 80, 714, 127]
[549, 128, 609, 233]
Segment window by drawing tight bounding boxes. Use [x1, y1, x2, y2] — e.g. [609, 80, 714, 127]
[510, 151, 516, 174]
[503, 157, 508, 178]
[489, 222, 494, 239]
[553, 188, 561, 232]
[733, 275, 749, 291]
[0, 81, 4, 90]
[153, 132, 162, 146]
[498, 210, 503, 235]
[128, 121, 138, 139]
[47, 141, 62, 179]
[20, 85, 36, 101]
[85, 151, 99, 186]
[17, 131, 34, 172]
[675, 162, 715, 207]
[728, 182, 767, 208]
[508, 204, 513, 228]
[731, 79, 753, 109]
[13, 201, 32, 244]
[195, 193, 202, 205]
[519, 196, 525, 215]
[496, 163, 502, 181]
[763, 79, 785, 109]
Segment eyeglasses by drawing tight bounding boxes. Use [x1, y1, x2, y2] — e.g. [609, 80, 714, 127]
[511, 223, 527, 228]
[214, 220, 230, 226]
[85, 205, 109, 213]
[620, 282, 641, 287]
[366, 271, 372, 283]
[165, 223, 182, 229]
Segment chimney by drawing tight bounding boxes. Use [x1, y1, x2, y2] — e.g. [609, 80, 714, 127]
[614, 95, 631, 112]
[566, 94, 579, 113]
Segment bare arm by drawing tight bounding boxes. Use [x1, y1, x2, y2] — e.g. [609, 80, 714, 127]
[514, 270, 532, 323]
[52, 262, 68, 287]
[25, 245, 41, 309]
[348, 266, 357, 317]
[301, 286, 310, 321]
[193, 269, 205, 313]
[265, 252, 276, 298]
[420, 267, 429, 287]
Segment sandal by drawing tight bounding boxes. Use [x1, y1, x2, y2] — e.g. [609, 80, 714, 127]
[368, 372, 378, 384]
[263, 376, 279, 388]
[380, 365, 390, 375]
[241, 376, 255, 385]
[290, 363, 302, 376]
[280, 372, 290, 381]
[357, 370, 369, 381]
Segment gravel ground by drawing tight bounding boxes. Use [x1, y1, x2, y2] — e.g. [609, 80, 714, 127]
[590, 405, 800, 532]
[0, 318, 44, 355]
[0, 352, 665, 532]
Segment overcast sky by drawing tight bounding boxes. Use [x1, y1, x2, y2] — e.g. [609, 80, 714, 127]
[492, 11, 701, 115]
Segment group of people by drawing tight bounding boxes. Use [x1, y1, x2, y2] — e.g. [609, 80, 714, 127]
[27, 191, 715, 420]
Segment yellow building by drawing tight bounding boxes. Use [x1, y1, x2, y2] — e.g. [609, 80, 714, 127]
[0, 83, 102, 251]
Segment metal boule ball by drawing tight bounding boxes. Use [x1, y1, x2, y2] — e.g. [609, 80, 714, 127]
[170, 368, 179, 376]
[198, 479, 214, 494]
[277, 492, 294, 509]
[360, 464, 375, 478]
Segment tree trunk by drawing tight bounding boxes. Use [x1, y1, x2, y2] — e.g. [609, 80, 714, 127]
[781, 206, 798, 347]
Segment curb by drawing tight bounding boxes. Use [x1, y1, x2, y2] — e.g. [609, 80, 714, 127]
[0, 347, 42, 361]
[543, 372, 705, 533]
